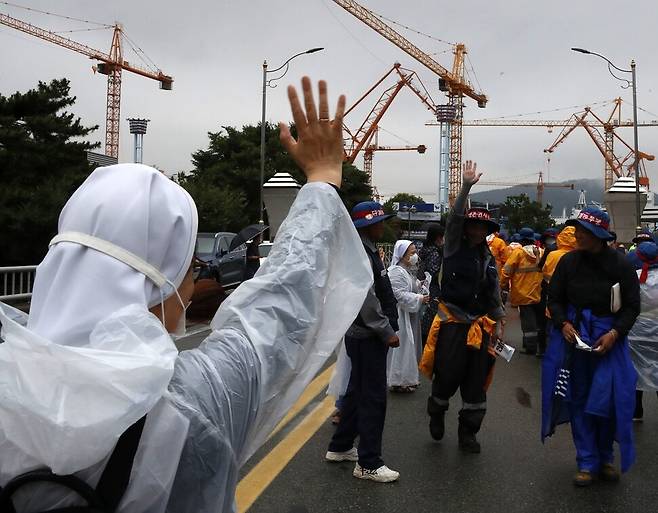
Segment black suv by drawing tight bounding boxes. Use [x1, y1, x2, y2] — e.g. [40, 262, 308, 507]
[195, 232, 246, 288]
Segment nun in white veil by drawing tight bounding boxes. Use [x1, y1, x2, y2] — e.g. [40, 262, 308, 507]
[0, 78, 371, 513]
[386, 240, 429, 392]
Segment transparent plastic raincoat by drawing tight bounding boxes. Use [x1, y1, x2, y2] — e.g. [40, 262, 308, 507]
[628, 269, 658, 390]
[0, 182, 372, 513]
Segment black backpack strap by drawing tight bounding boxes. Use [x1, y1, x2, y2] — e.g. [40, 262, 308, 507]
[95, 415, 147, 511]
[0, 415, 146, 513]
[0, 471, 103, 512]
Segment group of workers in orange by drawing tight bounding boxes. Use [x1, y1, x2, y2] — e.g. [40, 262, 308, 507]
[487, 225, 577, 357]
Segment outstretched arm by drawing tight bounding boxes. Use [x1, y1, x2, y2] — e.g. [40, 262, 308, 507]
[444, 160, 483, 258]
[170, 78, 372, 470]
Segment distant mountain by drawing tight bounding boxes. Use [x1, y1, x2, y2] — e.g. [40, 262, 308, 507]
[469, 178, 604, 215]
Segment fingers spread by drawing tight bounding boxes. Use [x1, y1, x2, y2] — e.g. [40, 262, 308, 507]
[287, 85, 307, 132]
[333, 94, 346, 130]
[318, 80, 329, 121]
[302, 76, 318, 126]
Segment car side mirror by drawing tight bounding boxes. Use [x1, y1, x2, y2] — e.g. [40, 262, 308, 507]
[217, 249, 227, 257]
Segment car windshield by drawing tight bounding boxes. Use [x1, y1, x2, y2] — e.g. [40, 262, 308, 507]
[196, 235, 215, 255]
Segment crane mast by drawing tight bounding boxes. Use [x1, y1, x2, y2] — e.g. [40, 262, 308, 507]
[0, 12, 173, 158]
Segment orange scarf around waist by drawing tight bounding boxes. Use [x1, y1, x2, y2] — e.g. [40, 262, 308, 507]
[419, 302, 497, 379]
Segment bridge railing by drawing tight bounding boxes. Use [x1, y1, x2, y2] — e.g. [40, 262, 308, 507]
[0, 266, 37, 301]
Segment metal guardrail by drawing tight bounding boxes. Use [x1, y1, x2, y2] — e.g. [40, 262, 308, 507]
[377, 243, 394, 268]
[0, 266, 37, 301]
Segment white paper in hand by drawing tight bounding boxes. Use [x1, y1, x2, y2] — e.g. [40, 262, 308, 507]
[490, 338, 515, 362]
[574, 333, 593, 352]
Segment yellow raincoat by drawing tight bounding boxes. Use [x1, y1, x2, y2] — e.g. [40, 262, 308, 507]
[542, 226, 577, 284]
[487, 234, 508, 280]
[502, 244, 543, 307]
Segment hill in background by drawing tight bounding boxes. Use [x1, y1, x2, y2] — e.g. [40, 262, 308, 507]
[469, 178, 603, 214]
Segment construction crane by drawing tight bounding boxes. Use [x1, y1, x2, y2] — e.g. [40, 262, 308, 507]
[332, 0, 487, 206]
[461, 118, 657, 129]
[476, 171, 574, 206]
[0, 9, 173, 158]
[430, 99, 658, 191]
[344, 64, 434, 163]
[544, 99, 655, 190]
[343, 63, 434, 194]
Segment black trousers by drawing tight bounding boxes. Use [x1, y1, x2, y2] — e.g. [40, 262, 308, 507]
[518, 303, 546, 353]
[430, 323, 494, 433]
[329, 335, 388, 469]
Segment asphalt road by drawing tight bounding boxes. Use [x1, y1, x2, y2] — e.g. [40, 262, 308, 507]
[245, 308, 658, 513]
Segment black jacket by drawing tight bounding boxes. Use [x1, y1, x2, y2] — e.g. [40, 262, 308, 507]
[548, 247, 640, 337]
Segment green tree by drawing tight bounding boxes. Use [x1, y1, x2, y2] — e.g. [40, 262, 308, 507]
[380, 193, 426, 243]
[183, 122, 371, 231]
[0, 79, 98, 265]
[501, 194, 555, 233]
[382, 193, 426, 214]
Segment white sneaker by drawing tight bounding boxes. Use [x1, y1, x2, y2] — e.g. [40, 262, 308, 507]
[352, 463, 400, 482]
[325, 447, 358, 462]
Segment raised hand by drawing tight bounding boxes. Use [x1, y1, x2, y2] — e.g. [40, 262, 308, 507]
[462, 160, 482, 186]
[279, 77, 346, 187]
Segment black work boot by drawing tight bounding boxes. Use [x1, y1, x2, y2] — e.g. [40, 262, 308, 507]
[427, 396, 448, 441]
[522, 335, 537, 355]
[458, 428, 481, 453]
[458, 408, 486, 453]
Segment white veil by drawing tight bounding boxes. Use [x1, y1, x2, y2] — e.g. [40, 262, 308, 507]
[0, 163, 198, 474]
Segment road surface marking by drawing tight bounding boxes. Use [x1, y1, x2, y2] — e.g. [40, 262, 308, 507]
[267, 363, 335, 441]
[236, 374, 336, 512]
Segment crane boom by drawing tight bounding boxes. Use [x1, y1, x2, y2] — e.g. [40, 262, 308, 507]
[332, 0, 486, 105]
[454, 119, 657, 127]
[343, 64, 434, 166]
[0, 13, 172, 85]
[0, 12, 173, 158]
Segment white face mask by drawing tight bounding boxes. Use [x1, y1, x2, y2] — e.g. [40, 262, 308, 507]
[408, 253, 419, 266]
[165, 288, 190, 340]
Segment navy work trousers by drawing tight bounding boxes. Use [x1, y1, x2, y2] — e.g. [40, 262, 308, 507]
[328, 334, 389, 470]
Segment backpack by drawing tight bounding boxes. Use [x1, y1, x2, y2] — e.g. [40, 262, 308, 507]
[0, 416, 146, 513]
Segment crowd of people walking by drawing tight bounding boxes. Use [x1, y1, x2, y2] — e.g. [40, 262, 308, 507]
[1, 75, 658, 512]
[327, 163, 658, 489]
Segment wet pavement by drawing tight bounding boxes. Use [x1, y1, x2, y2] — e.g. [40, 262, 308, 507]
[243, 308, 658, 513]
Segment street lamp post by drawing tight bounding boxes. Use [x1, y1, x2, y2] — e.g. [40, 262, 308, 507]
[259, 47, 324, 225]
[571, 47, 642, 233]
[409, 206, 417, 237]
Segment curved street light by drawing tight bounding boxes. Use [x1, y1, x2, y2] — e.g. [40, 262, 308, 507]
[571, 47, 641, 233]
[259, 48, 324, 225]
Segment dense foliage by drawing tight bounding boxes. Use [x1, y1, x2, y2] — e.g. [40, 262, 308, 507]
[0, 79, 98, 265]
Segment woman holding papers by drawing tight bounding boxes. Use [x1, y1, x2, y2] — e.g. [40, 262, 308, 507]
[542, 207, 640, 487]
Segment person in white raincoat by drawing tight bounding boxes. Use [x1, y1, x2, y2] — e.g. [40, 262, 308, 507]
[626, 241, 658, 420]
[0, 78, 372, 513]
[387, 240, 429, 391]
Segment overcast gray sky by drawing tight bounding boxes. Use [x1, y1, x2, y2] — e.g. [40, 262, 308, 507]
[2, 0, 657, 203]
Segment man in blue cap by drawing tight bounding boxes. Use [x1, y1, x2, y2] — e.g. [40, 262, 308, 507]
[326, 200, 401, 482]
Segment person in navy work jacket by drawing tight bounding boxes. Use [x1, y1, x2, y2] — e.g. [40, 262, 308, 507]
[326, 201, 402, 483]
